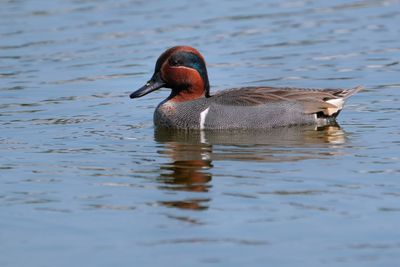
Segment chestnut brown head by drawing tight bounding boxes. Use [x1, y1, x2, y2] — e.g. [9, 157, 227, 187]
[130, 46, 210, 102]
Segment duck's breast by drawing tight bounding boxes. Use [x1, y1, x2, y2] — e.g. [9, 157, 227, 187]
[154, 99, 208, 129]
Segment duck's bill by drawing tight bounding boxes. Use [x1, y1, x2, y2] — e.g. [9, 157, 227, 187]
[130, 73, 165, 99]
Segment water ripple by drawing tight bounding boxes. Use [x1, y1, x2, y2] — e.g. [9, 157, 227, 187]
[1, 0, 400, 266]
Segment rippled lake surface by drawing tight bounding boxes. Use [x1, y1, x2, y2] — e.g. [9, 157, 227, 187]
[1, 1, 400, 266]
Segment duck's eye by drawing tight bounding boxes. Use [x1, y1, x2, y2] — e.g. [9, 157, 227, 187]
[170, 58, 182, 66]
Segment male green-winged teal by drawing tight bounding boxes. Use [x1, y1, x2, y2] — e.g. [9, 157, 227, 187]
[130, 46, 362, 129]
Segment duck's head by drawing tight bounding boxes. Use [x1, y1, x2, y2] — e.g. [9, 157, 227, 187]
[130, 46, 210, 102]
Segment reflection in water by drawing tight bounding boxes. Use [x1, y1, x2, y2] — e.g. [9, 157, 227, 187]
[154, 124, 346, 210]
[155, 130, 213, 210]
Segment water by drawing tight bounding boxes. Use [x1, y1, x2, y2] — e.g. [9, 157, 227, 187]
[1, 0, 400, 266]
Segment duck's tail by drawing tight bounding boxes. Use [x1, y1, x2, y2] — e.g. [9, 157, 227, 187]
[323, 86, 363, 116]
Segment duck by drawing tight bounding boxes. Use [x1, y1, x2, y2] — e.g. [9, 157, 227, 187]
[130, 46, 362, 130]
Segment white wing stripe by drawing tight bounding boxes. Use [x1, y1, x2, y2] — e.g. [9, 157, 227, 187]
[200, 107, 210, 130]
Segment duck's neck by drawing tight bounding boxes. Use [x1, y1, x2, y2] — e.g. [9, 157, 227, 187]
[168, 85, 206, 102]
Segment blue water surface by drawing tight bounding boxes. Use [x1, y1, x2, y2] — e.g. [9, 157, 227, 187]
[1, 0, 400, 266]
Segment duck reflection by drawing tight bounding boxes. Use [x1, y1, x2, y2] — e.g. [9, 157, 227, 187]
[155, 130, 213, 210]
[154, 124, 346, 210]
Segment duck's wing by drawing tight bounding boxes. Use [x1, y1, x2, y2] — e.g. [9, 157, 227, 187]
[211, 86, 363, 116]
